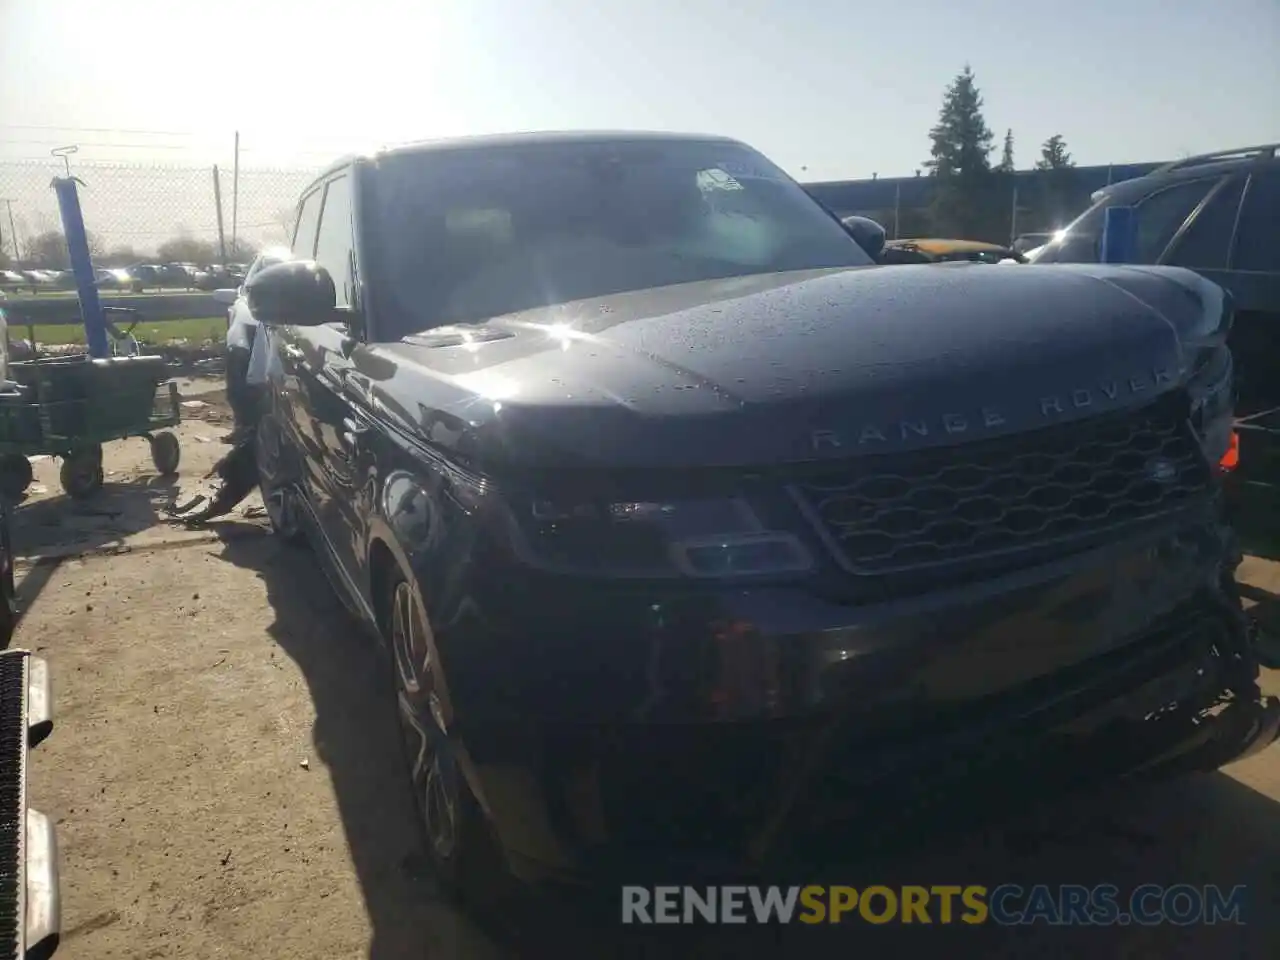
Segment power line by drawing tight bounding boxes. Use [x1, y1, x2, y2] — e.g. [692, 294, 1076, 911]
[0, 124, 195, 137]
[2, 140, 193, 150]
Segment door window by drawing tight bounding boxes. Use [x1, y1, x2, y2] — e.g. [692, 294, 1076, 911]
[1232, 170, 1280, 273]
[314, 176, 354, 307]
[292, 188, 323, 258]
[1165, 177, 1244, 270]
[1133, 178, 1219, 263]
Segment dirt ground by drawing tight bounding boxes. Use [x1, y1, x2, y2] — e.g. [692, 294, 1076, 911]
[9, 376, 1280, 959]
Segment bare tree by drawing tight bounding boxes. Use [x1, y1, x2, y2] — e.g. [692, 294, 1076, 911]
[156, 235, 218, 264]
[25, 229, 105, 269]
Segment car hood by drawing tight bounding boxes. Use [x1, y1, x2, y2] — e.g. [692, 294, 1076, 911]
[359, 263, 1222, 470]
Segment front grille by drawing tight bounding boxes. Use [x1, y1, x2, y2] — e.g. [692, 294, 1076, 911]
[792, 395, 1210, 579]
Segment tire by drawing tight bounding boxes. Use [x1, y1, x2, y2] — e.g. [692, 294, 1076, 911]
[0, 454, 33, 501]
[386, 573, 506, 903]
[254, 419, 307, 546]
[60, 446, 104, 499]
[149, 431, 181, 476]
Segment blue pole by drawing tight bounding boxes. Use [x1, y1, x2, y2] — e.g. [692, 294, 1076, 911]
[1099, 205, 1137, 264]
[51, 176, 109, 358]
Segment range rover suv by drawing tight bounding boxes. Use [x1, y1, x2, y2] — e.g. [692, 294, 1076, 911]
[242, 131, 1278, 894]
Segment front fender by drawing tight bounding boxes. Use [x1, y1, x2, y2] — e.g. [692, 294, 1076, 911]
[364, 471, 458, 730]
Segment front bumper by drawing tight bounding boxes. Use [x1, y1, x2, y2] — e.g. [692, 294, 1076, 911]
[427, 508, 1278, 883]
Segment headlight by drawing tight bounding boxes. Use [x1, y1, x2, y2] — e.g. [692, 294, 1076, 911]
[508, 496, 814, 579]
[1187, 343, 1234, 465]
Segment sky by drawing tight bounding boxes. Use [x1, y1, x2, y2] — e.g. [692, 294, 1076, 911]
[0, 0, 1277, 181]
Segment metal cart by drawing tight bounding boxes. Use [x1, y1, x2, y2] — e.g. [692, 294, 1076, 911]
[0, 308, 181, 499]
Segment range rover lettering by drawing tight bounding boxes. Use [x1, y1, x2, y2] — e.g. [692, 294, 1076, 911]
[222, 132, 1278, 896]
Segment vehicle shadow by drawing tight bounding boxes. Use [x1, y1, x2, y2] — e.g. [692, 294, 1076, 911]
[610, 771, 1280, 959]
[211, 524, 509, 960]
[210, 521, 1280, 960]
[8, 475, 180, 637]
[1228, 480, 1280, 563]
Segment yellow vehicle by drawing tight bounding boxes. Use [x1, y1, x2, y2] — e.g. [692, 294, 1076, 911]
[881, 238, 1026, 264]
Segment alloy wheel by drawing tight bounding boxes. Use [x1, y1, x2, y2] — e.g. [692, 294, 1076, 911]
[391, 581, 459, 861]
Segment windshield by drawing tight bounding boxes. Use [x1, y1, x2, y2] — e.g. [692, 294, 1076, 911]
[364, 138, 872, 338]
[1026, 199, 1109, 263]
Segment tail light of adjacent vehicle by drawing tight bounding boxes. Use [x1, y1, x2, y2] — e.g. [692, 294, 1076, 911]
[510, 497, 814, 579]
[1219, 430, 1240, 473]
[1186, 343, 1235, 468]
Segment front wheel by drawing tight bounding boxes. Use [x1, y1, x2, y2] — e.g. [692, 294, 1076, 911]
[387, 574, 506, 903]
[0, 454, 32, 501]
[60, 445, 104, 499]
[149, 431, 181, 476]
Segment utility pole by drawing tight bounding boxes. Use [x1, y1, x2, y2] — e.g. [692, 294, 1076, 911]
[1010, 182, 1019, 246]
[0, 199, 18, 263]
[231, 131, 240, 257]
[212, 166, 227, 264]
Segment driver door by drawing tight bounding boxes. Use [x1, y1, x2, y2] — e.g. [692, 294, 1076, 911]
[276, 172, 367, 589]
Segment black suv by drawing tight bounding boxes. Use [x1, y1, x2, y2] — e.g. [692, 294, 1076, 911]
[244, 132, 1277, 893]
[1030, 144, 1280, 413]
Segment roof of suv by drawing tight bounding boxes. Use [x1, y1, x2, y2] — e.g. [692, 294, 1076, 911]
[311, 130, 745, 183]
[1096, 142, 1279, 202]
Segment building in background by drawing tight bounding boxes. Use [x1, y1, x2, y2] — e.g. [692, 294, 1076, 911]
[804, 161, 1166, 242]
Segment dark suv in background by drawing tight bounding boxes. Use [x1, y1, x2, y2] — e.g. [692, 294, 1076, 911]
[1030, 144, 1279, 413]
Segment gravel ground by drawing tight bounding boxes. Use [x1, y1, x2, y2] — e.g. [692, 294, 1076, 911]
[9, 377, 1280, 959]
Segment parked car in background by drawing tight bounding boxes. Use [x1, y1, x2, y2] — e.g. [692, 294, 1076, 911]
[235, 131, 1275, 900]
[1030, 143, 1280, 414]
[20, 269, 59, 293]
[212, 248, 291, 326]
[128, 264, 161, 291]
[95, 267, 134, 290]
[213, 247, 291, 432]
[195, 263, 249, 291]
[0, 270, 24, 291]
[155, 263, 196, 289]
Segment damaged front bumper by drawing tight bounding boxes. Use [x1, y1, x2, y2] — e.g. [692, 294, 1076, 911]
[496, 630, 1280, 886]
[441, 508, 1279, 886]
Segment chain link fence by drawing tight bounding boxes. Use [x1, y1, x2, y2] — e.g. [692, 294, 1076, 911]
[0, 154, 1160, 269]
[0, 159, 318, 268]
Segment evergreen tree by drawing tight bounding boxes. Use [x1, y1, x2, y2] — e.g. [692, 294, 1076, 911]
[1035, 134, 1074, 170]
[998, 129, 1015, 173]
[1035, 134, 1077, 226]
[925, 66, 998, 238]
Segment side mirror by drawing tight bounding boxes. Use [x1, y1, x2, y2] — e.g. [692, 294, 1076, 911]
[211, 287, 238, 306]
[840, 215, 887, 261]
[246, 260, 336, 326]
